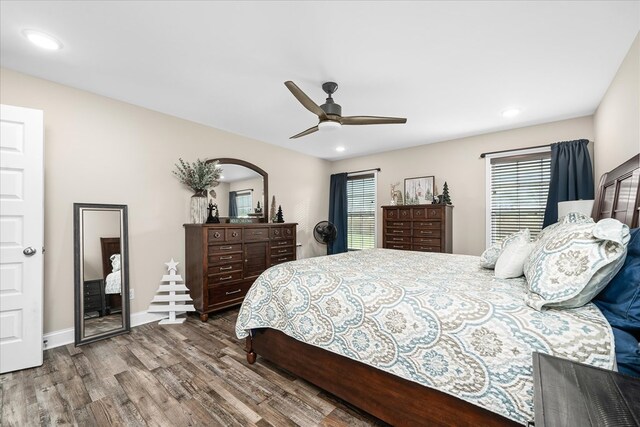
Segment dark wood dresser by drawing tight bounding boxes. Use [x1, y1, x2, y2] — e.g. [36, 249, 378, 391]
[381, 205, 453, 253]
[83, 279, 106, 318]
[184, 223, 297, 321]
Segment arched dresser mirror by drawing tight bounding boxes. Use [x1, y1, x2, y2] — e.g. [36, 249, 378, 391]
[207, 158, 268, 223]
[73, 203, 130, 345]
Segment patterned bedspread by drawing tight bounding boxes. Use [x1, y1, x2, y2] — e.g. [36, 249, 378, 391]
[235, 249, 614, 424]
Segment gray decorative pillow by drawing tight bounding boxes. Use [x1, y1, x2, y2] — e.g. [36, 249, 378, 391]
[480, 229, 530, 269]
[479, 242, 501, 269]
[524, 218, 630, 310]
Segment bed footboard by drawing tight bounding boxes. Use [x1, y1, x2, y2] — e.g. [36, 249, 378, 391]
[246, 328, 517, 427]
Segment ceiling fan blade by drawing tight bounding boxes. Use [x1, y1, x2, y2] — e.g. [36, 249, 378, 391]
[290, 125, 319, 139]
[341, 116, 407, 125]
[285, 81, 327, 120]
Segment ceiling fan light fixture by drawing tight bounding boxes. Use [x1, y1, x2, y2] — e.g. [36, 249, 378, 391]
[318, 121, 341, 132]
[22, 29, 63, 50]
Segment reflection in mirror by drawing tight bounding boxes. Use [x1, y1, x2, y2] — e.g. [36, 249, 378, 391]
[207, 158, 268, 222]
[74, 203, 130, 345]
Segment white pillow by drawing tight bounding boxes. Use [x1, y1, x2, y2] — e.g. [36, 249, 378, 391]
[495, 241, 535, 279]
[524, 218, 630, 310]
[479, 229, 530, 269]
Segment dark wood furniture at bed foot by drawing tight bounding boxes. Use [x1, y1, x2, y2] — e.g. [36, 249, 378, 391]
[184, 223, 297, 321]
[533, 352, 640, 426]
[382, 204, 453, 253]
[83, 279, 106, 318]
[246, 330, 517, 427]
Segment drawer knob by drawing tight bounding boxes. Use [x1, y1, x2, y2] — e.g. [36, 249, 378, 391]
[220, 246, 232, 250]
[225, 289, 242, 295]
[232, 232, 238, 237]
[220, 275, 233, 280]
[220, 266, 232, 271]
[274, 230, 280, 235]
[220, 255, 233, 260]
[213, 232, 221, 238]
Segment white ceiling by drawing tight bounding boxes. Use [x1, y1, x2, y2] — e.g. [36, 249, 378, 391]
[1, 1, 638, 160]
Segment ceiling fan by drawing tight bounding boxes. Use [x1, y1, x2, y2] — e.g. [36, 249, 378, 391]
[284, 81, 407, 139]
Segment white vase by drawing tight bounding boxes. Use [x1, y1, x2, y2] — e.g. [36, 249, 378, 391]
[190, 190, 208, 224]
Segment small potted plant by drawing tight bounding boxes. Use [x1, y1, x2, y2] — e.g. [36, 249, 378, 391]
[173, 158, 221, 223]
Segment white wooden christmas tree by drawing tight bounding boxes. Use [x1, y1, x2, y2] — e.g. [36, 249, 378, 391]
[147, 259, 195, 325]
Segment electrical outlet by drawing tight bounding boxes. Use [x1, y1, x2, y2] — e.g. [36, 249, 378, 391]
[130, 288, 135, 299]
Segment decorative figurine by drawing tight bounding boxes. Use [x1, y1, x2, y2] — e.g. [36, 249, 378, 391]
[255, 201, 262, 213]
[206, 202, 220, 224]
[276, 205, 285, 223]
[270, 195, 277, 223]
[442, 182, 452, 205]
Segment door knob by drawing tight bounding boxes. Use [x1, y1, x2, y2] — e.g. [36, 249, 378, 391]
[23, 247, 37, 256]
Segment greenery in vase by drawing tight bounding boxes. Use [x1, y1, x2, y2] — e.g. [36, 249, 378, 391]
[172, 158, 221, 195]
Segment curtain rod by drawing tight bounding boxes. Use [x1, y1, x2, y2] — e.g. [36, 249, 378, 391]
[480, 144, 550, 158]
[348, 168, 381, 175]
[233, 188, 253, 193]
[480, 140, 593, 158]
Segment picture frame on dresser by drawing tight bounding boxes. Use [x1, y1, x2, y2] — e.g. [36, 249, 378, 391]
[404, 176, 434, 205]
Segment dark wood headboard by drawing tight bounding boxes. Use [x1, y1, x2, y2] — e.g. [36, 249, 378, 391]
[100, 237, 121, 279]
[592, 154, 640, 228]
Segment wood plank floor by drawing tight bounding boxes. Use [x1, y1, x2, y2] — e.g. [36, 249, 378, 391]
[0, 308, 387, 426]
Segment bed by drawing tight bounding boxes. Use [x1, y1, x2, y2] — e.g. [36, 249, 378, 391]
[100, 237, 123, 310]
[237, 154, 640, 426]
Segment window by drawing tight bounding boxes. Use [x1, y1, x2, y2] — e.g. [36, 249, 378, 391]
[347, 173, 377, 250]
[487, 149, 551, 245]
[235, 191, 253, 217]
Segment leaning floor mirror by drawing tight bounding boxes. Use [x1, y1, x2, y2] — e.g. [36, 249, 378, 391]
[74, 203, 130, 345]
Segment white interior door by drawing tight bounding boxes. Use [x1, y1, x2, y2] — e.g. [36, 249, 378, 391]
[0, 104, 44, 373]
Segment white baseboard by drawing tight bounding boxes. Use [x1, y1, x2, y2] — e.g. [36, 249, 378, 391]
[43, 310, 172, 350]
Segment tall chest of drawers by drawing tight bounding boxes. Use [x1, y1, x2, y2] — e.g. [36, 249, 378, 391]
[382, 205, 453, 253]
[184, 223, 297, 321]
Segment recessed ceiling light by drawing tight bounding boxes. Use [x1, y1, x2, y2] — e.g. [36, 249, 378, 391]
[502, 108, 521, 118]
[22, 29, 62, 50]
[336, 146, 345, 152]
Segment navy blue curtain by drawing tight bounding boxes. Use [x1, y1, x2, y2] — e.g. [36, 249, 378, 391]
[542, 139, 594, 228]
[328, 173, 348, 255]
[229, 191, 238, 217]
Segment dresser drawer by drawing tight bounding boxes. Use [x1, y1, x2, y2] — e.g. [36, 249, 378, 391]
[208, 261, 243, 275]
[208, 271, 243, 286]
[386, 243, 411, 250]
[272, 246, 294, 257]
[208, 252, 243, 265]
[386, 228, 412, 236]
[386, 236, 412, 244]
[271, 238, 294, 247]
[271, 253, 294, 265]
[270, 226, 295, 240]
[208, 280, 252, 306]
[245, 227, 269, 241]
[413, 245, 441, 253]
[226, 228, 242, 242]
[413, 237, 441, 246]
[413, 228, 441, 238]
[385, 220, 411, 229]
[207, 229, 225, 243]
[411, 208, 428, 219]
[209, 243, 242, 255]
[426, 207, 442, 219]
[414, 220, 440, 229]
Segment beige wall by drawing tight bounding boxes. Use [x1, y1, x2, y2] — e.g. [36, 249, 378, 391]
[594, 33, 640, 179]
[82, 209, 121, 281]
[331, 116, 594, 256]
[1, 68, 330, 334]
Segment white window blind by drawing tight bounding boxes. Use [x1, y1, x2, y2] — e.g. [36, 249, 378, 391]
[489, 151, 551, 244]
[347, 173, 376, 250]
[235, 191, 253, 217]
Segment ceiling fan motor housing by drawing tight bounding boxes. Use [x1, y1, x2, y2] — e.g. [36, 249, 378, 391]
[321, 81, 342, 117]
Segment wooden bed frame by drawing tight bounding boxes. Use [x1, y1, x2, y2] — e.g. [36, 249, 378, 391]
[244, 154, 640, 426]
